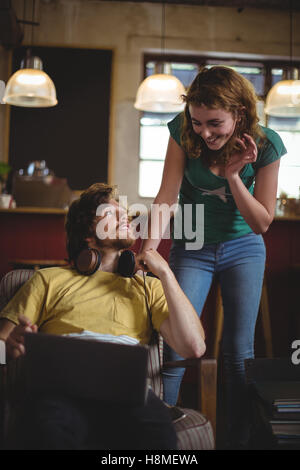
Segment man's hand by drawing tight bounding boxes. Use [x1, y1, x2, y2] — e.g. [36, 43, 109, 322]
[135, 249, 171, 280]
[136, 249, 205, 359]
[6, 314, 38, 360]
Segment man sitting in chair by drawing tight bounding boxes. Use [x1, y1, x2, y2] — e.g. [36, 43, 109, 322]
[0, 182, 205, 450]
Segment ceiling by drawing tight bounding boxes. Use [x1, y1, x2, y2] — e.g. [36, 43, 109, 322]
[97, 0, 300, 12]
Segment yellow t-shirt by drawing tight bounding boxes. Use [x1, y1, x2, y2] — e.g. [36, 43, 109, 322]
[0, 267, 169, 344]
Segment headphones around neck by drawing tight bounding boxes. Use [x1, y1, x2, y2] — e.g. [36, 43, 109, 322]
[75, 248, 136, 277]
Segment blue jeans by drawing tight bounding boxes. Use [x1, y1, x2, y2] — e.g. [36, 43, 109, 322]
[163, 232, 266, 447]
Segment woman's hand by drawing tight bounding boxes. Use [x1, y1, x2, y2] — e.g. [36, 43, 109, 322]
[225, 133, 257, 180]
[6, 314, 38, 360]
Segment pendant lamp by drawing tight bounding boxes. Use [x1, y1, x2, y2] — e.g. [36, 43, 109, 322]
[3, 52, 58, 108]
[2, 1, 57, 108]
[134, 3, 185, 113]
[134, 68, 186, 113]
[265, 1, 300, 117]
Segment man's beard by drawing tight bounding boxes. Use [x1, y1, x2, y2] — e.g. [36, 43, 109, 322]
[95, 235, 135, 251]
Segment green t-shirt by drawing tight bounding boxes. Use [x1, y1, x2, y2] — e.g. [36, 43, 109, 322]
[168, 113, 287, 246]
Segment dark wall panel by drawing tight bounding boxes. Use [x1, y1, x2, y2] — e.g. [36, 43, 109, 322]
[9, 46, 112, 190]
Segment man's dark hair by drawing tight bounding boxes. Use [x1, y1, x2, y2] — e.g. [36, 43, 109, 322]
[65, 183, 116, 263]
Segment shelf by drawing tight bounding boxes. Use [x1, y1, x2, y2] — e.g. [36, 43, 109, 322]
[0, 207, 68, 215]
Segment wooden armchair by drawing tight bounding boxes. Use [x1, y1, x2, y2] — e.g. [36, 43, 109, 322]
[0, 269, 217, 450]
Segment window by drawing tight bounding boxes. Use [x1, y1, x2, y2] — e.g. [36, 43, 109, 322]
[138, 61, 199, 197]
[268, 116, 300, 198]
[138, 55, 300, 199]
[206, 62, 265, 97]
[138, 113, 172, 198]
[138, 62, 199, 198]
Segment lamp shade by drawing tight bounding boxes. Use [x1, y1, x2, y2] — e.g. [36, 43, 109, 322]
[134, 73, 185, 113]
[3, 68, 58, 108]
[265, 79, 300, 117]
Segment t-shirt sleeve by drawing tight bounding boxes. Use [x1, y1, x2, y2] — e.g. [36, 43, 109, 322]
[255, 127, 287, 169]
[0, 271, 47, 327]
[167, 113, 184, 147]
[147, 278, 169, 332]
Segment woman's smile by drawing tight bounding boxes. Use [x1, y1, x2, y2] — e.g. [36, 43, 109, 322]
[189, 104, 237, 151]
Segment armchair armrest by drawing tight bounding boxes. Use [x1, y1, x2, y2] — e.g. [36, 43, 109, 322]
[164, 358, 217, 440]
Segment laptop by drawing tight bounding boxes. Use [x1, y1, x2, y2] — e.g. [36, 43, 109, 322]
[23, 332, 149, 406]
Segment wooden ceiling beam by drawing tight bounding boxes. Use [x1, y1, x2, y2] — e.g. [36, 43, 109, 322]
[96, 0, 300, 12]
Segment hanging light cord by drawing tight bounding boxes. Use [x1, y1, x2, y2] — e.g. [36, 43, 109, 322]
[289, 0, 293, 67]
[161, 2, 165, 56]
[23, 0, 26, 35]
[31, 0, 35, 46]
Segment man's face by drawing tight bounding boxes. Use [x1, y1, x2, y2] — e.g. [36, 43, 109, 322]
[94, 199, 136, 250]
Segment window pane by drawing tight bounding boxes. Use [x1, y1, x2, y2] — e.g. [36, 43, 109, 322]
[233, 66, 264, 96]
[146, 62, 155, 77]
[145, 61, 198, 88]
[206, 62, 264, 96]
[170, 63, 198, 88]
[256, 100, 266, 125]
[268, 116, 300, 132]
[276, 131, 300, 198]
[277, 166, 300, 198]
[139, 161, 164, 198]
[272, 68, 284, 86]
[141, 112, 175, 125]
[140, 125, 169, 160]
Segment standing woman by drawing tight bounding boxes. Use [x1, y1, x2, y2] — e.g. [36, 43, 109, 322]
[140, 66, 286, 448]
